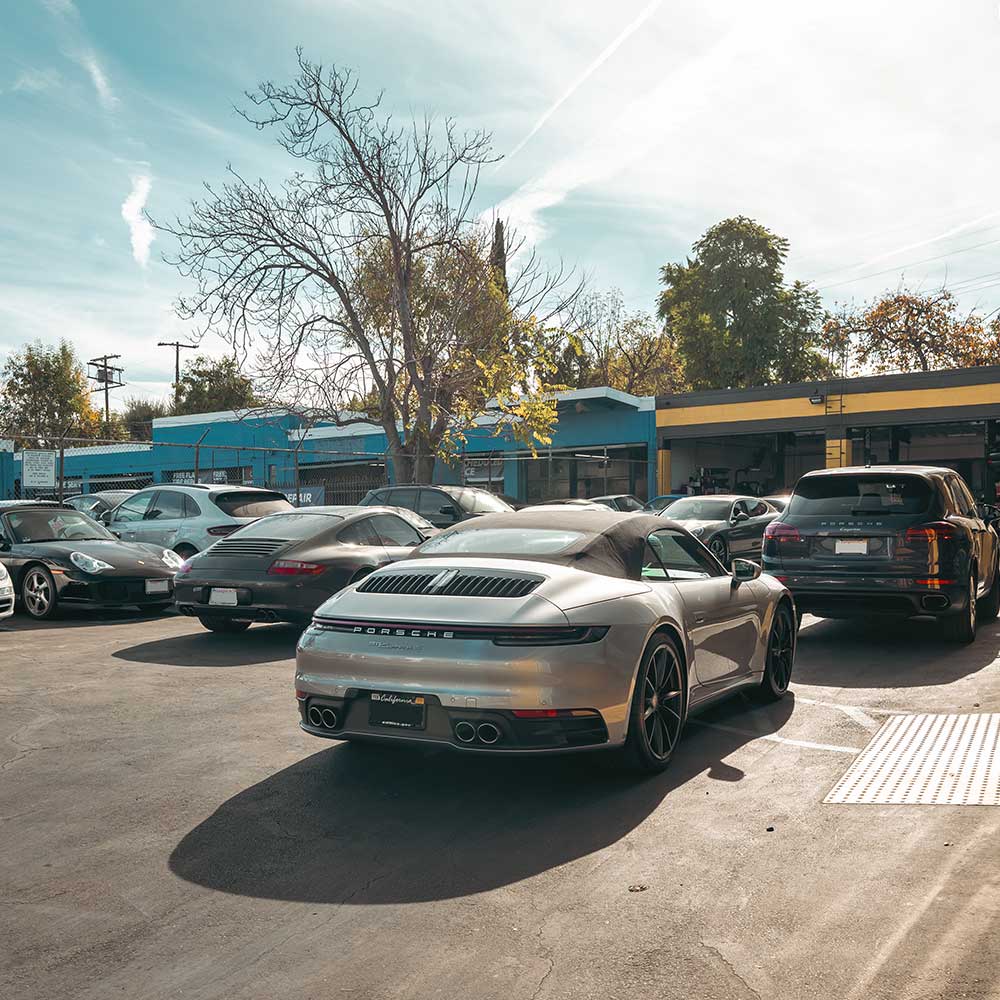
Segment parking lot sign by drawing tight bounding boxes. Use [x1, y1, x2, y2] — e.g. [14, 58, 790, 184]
[22, 450, 58, 489]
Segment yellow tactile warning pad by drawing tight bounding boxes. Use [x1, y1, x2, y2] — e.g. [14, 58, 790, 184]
[824, 714, 1000, 806]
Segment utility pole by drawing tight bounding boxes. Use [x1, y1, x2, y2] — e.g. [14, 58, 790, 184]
[87, 355, 125, 434]
[157, 341, 198, 407]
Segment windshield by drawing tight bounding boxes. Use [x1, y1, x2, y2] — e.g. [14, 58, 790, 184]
[5, 509, 114, 543]
[418, 527, 583, 555]
[226, 512, 343, 539]
[665, 497, 733, 521]
[787, 475, 933, 516]
[616, 495, 643, 512]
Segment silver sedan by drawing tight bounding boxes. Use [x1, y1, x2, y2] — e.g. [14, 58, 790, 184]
[295, 510, 796, 772]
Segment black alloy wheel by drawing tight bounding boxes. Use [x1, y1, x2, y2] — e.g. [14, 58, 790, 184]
[758, 604, 795, 701]
[623, 635, 686, 773]
[22, 566, 58, 620]
[941, 571, 977, 644]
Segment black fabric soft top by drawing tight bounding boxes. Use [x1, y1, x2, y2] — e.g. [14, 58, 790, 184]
[411, 510, 670, 580]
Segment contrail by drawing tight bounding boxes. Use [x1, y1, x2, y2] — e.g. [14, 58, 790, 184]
[502, 0, 665, 164]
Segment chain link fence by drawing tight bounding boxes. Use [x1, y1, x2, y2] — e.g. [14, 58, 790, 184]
[0, 434, 389, 507]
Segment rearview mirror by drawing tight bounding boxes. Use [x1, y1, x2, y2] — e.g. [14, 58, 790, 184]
[731, 558, 762, 583]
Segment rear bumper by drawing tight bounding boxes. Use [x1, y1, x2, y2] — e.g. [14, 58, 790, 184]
[174, 576, 323, 624]
[56, 573, 175, 608]
[775, 575, 967, 618]
[297, 692, 611, 753]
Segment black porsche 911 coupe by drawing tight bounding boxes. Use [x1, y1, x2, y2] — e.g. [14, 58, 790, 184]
[0, 501, 183, 619]
[173, 505, 434, 632]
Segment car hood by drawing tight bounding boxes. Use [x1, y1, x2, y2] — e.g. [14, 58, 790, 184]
[14, 539, 175, 576]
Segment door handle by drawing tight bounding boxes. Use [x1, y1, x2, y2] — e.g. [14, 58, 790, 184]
[694, 613, 706, 624]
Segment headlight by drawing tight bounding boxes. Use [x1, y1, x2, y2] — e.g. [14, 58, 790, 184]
[70, 551, 114, 574]
[690, 526, 705, 537]
[161, 549, 184, 569]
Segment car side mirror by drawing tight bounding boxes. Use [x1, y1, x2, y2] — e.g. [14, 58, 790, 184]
[731, 558, 762, 584]
[977, 503, 997, 520]
[439, 505, 458, 521]
[0, 538, 10, 552]
[732, 510, 750, 523]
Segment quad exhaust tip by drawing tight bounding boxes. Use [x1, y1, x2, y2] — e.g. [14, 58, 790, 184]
[454, 721, 476, 743]
[307, 705, 339, 729]
[477, 722, 501, 745]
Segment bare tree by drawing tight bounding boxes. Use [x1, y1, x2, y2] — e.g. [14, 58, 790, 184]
[158, 53, 579, 482]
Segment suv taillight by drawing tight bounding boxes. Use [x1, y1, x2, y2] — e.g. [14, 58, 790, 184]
[764, 522, 800, 542]
[905, 522, 958, 542]
[207, 525, 237, 537]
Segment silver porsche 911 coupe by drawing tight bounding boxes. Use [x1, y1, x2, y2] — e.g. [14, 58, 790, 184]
[295, 510, 796, 772]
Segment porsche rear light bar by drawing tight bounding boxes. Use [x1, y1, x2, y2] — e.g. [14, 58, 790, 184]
[511, 708, 601, 718]
[311, 617, 609, 645]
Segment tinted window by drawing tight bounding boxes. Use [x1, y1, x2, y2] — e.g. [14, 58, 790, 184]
[339, 518, 381, 545]
[788, 475, 933, 517]
[419, 528, 583, 555]
[211, 491, 294, 518]
[384, 488, 417, 511]
[616, 495, 643, 512]
[948, 477, 977, 517]
[112, 493, 153, 523]
[5, 509, 114, 543]
[66, 496, 101, 513]
[666, 497, 733, 521]
[366, 490, 388, 504]
[147, 491, 189, 520]
[227, 513, 343, 539]
[183, 495, 200, 518]
[647, 529, 723, 579]
[371, 513, 423, 546]
[418, 490, 456, 518]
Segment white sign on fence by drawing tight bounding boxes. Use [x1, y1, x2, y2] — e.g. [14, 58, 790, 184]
[22, 450, 58, 489]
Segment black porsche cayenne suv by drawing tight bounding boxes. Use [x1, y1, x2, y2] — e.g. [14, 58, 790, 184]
[762, 465, 1000, 643]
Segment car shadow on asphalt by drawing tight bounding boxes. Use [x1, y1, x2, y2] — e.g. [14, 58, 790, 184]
[0, 608, 178, 632]
[794, 615, 1000, 688]
[112, 623, 303, 667]
[168, 694, 794, 904]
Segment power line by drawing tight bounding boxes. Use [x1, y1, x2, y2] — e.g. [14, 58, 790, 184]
[813, 236, 1000, 292]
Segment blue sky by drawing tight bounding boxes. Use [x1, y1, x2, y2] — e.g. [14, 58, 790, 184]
[3, 0, 1000, 405]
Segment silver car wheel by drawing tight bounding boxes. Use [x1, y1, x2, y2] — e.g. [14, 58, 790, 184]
[641, 643, 684, 760]
[23, 569, 53, 618]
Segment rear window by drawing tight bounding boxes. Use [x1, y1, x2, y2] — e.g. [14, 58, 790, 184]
[418, 527, 583, 555]
[211, 491, 295, 518]
[226, 513, 342, 539]
[787, 475, 933, 517]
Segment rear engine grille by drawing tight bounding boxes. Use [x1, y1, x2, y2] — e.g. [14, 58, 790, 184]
[203, 537, 289, 558]
[358, 570, 541, 598]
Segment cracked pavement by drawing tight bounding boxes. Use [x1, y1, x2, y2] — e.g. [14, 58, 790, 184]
[2, 610, 1000, 999]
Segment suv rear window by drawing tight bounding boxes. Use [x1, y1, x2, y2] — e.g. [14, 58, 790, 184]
[787, 475, 933, 517]
[212, 491, 295, 518]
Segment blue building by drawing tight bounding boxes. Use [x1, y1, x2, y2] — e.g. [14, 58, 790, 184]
[6, 388, 659, 505]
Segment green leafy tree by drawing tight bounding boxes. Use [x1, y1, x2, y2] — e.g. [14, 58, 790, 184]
[116, 396, 174, 440]
[657, 217, 832, 388]
[174, 357, 260, 416]
[0, 340, 102, 446]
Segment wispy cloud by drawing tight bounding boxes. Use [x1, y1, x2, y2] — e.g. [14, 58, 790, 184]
[12, 67, 61, 92]
[121, 175, 154, 267]
[80, 52, 118, 110]
[502, 0, 665, 164]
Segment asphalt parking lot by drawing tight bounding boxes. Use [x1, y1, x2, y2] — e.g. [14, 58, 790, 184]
[2, 612, 999, 1000]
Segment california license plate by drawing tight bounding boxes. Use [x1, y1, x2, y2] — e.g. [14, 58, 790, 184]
[209, 587, 239, 606]
[145, 579, 170, 595]
[835, 538, 868, 555]
[369, 691, 426, 730]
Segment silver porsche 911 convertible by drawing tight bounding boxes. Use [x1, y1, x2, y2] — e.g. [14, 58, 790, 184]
[294, 510, 796, 772]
